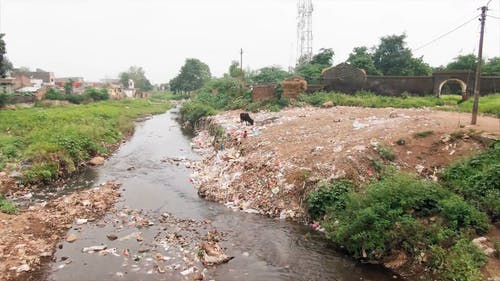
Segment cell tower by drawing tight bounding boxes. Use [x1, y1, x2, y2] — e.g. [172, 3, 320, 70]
[296, 0, 313, 65]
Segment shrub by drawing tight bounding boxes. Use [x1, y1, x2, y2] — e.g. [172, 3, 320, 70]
[84, 87, 109, 101]
[324, 173, 489, 260]
[429, 238, 487, 281]
[0, 92, 9, 107]
[376, 145, 396, 161]
[306, 180, 355, 220]
[441, 141, 500, 221]
[45, 88, 65, 100]
[180, 101, 216, 125]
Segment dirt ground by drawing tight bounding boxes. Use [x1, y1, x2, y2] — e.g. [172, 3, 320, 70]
[0, 181, 121, 281]
[190, 105, 500, 279]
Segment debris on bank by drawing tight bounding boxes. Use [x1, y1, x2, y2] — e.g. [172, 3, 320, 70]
[0, 181, 121, 281]
[190, 106, 499, 221]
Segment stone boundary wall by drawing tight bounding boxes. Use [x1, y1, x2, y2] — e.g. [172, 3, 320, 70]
[364, 76, 434, 96]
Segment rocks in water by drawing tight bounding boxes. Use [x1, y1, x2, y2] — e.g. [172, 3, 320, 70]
[199, 241, 234, 266]
[89, 156, 105, 166]
[66, 234, 78, 243]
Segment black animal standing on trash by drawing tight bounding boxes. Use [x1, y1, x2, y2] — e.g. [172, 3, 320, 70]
[240, 112, 254, 126]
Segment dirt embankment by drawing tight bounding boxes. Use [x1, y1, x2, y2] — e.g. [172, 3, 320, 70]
[191, 106, 499, 219]
[0, 181, 121, 281]
[190, 106, 500, 279]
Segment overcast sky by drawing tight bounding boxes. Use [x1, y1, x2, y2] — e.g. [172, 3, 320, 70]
[1, 0, 499, 83]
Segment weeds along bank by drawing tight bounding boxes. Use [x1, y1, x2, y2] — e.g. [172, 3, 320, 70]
[0, 98, 171, 188]
[189, 107, 500, 281]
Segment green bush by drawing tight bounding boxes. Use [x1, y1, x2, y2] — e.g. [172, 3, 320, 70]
[0, 92, 9, 107]
[441, 141, 500, 221]
[324, 173, 489, 260]
[429, 238, 487, 281]
[180, 101, 216, 125]
[376, 145, 396, 161]
[84, 87, 109, 101]
[45, 88, 65, 100]
[306, 180, 355, 220]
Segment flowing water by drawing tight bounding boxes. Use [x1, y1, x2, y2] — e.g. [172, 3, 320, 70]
[46, 108, 400, 281]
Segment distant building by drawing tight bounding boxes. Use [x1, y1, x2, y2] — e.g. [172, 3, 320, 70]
[13, 69, 55, 85]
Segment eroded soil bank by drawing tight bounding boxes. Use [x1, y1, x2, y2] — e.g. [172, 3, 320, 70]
[0, 181, 121, 281]
[190, 106, 500, 279]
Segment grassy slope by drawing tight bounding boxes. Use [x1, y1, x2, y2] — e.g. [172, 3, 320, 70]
[0, 99, 171, 184]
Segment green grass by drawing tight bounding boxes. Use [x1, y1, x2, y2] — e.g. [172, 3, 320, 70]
[0, 194, 17, 214]
[0, 99, 171, 184]
[298, 91, 500, 116]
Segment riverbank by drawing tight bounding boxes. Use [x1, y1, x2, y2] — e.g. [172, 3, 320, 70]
[189, 106, 500, 280]
[0, 99, 171, 280]
[0, 181, 121, 281]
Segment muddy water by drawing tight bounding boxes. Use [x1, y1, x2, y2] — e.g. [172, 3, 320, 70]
[47, 108, 400, 281]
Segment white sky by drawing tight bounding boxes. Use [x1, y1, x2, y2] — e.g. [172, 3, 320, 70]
[1, 0, 499, 84]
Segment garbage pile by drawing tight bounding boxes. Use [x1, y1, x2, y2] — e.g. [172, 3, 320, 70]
[54, 206, 230, 280]
[189, 106, 498, 222]
[0, 181, 121, 281]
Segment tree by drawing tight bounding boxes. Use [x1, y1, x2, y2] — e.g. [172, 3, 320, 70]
[372, 34, 431, 76]
[119, 66, 153, 92]
[251, 66, 291, 84]
[169, 58, 211, 93]
[483, 57, 500, 76]
[228, 60, 243, 78]
[347, 46, 381, 75]
[0, 34, 13, 78]
[446, 54, 479, 72]
[310, 48, 334, 67]
[64, 79, 73, 95]
[295, 48, 334, 83]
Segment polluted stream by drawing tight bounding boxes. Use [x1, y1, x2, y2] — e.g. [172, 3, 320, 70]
[45, 108, 399, 281]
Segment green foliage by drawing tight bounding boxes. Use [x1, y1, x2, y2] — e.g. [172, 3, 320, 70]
[483, 57, 500, 76]
[0, 33, 10, 78]
[45, 88, 65, 100]
[64, 79, 73, 95]
[0, 99, 171, 184]
[441, 141, 500, 221]
[170, 58, 211, 93]
[429, 238, 487, 281]
[228, 60, 243, 78]
[446, 54, 479, 72]
[0, 92, 8, 108]
[295, 48, 334, 84]
[376, 145, 395, 161]
[0, 194, 17, 214]
[372, 34, 431, 76]
[251, 66, 291, 84]
[84, 87, 109, 101]
[119, 66, 153, 92]
[347, 46, 381, 75]
[306, 180, 355, 220]
[324, 173, 489, 261]
[180, 101, 216, 125]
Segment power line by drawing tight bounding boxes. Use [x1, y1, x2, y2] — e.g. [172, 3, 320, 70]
[487, 14, 500, 19]
[413, 14, 480, 52]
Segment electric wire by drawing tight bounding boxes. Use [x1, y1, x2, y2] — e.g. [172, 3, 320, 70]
[413, 14, 480, 52]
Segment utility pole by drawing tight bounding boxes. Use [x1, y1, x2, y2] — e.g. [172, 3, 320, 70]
[471, 6, 487, 125]
[240, 48, 243, 74]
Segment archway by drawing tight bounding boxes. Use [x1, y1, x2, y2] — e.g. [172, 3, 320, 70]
[437, 78, 467, 98]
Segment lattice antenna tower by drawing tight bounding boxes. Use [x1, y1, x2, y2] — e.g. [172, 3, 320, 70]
[296, 0, 313, 65]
